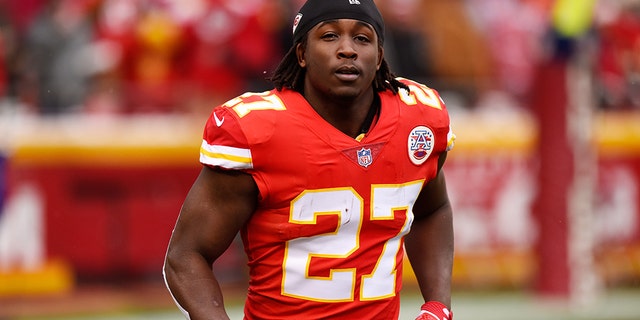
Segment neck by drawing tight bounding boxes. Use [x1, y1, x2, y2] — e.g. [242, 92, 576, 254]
[304, 88, 376, 139]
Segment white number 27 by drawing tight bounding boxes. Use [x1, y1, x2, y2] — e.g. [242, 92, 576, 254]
[282, 181, 423, 302]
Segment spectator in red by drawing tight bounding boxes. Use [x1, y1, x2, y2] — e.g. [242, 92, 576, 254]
[178, 0, 288, 115]
[596, 2, 640, 109]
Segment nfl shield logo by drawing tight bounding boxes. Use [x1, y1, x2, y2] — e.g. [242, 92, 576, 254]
[357, 148, 372, 167]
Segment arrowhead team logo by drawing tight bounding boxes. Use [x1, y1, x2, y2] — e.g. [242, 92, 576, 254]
[408, 126, 434, 165]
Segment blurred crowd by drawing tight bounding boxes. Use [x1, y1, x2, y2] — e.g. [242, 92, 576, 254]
[0, 0, 638, 116]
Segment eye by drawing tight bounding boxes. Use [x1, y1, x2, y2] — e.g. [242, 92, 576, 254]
[354, 35, 371, 43]
[321, 32, 339, 40]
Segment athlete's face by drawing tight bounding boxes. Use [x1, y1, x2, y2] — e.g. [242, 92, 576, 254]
[297, 19, 383, 101]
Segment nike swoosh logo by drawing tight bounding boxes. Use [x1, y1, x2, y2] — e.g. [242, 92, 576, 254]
[213, 112, 225, 127]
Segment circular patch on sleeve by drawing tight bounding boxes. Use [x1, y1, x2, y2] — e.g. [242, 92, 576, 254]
[407, 126, 435, 165]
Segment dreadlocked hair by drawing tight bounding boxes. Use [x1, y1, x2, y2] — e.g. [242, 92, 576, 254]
[269, 40, 307, 93]
[268, 36, 409, 95]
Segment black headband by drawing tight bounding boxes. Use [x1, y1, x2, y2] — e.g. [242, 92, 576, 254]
[292, 0, 385, 45]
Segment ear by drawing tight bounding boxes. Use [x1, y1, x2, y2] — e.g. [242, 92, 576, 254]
[376, 46, 384, 71]
[296, 42, 307, 68]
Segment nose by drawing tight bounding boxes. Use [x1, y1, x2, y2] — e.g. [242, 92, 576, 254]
[337, 38, 357, 60]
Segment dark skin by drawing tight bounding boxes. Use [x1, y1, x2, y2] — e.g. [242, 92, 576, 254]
[406, 152, 454, 309]
[163, 19, 453, 320]
[164, 168, 257, 320]
[296, 19, 383, 138]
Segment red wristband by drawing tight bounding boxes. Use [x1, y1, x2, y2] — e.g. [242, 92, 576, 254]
[416, 301, 452, 320]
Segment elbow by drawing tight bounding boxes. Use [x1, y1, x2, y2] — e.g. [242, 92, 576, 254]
[163, 248, 177, 285]
[163, 247, 194, 319]
[163, 242, 187, 286]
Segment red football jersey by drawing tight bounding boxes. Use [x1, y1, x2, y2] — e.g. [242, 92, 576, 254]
[200, 78, 454, 320]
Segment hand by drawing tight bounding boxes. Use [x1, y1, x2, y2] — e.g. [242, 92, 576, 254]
[415, 301, 452, 320]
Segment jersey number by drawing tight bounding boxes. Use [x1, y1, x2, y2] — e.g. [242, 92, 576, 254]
[282, 182, 423, 302]
[222, 80, 441, 118]
[397, 78, 443, 110]
[222, 91, 286, 117]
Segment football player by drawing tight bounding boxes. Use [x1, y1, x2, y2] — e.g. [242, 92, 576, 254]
[164, 0, 454, 319]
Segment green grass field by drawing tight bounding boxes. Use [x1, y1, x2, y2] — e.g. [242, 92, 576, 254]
[6, 285, 640, 320]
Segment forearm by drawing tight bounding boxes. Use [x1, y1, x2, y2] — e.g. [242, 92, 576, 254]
[404, 202, 454, 308]
[164, 251, 230, 320]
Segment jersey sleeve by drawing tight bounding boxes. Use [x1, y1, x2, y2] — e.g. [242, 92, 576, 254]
[446, 126, 456, 152]
[199, 106, 253, 170]
[435, 86, 455, 152]
[396, 77, 456, 154]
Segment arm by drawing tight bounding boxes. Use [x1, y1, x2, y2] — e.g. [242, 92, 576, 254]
[405, 152, 453, 309]
[163, 166, 258, 320]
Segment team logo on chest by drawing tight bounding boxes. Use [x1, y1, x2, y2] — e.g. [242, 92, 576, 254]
[408, 126, 435, 165]
[356, 147, 373, 167]
[342, 143, 384, 169]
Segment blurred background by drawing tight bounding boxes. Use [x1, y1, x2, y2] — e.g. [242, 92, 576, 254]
[0, 0, 639, 319]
